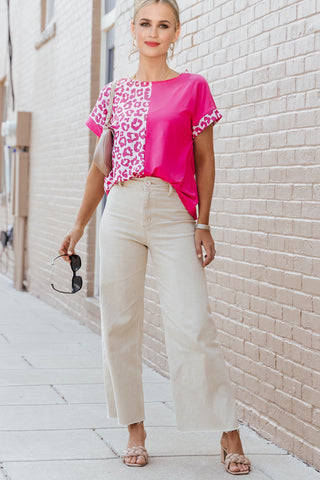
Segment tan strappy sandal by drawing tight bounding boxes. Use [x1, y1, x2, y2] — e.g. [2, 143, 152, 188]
[221, 444, 251, 475]
[121, 446, 148, 467]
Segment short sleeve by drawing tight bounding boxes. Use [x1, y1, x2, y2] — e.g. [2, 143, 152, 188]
[85, 82, 112, 137]
[192, 76, 222, 140]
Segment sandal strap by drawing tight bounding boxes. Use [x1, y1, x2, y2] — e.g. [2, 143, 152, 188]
[225, 453, 251, 468]
[121, 446, 148, 460]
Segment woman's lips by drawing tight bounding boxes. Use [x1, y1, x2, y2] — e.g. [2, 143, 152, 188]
[145, 41, 160, 47]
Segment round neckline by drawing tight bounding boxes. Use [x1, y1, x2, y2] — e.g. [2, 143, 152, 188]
[128, 72, 185, 84]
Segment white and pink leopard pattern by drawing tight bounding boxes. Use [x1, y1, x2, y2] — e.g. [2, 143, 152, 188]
[192, 109, 222, 139]
[88, 77, 152, 193]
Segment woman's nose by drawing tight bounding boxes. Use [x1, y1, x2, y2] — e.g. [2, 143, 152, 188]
[149, 26, 157, 37]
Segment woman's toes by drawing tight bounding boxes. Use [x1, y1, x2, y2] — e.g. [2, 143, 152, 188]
[137, 455, 146, 465]
[238, 463, 248, 472]
[126, 456, 136, 464]
[230, 462, 240, 472]
[124, 455, 147, 466]
[125, 455, 145, 465]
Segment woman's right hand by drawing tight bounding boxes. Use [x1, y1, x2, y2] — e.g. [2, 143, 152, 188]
[57, 161, 105, 263]
[59, 225, 84, 262]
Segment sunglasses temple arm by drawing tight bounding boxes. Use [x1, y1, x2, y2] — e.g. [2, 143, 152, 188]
[50, 284, 75, 295]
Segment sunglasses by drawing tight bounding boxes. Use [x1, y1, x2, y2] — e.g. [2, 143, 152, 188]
[51, 254, 83, 294]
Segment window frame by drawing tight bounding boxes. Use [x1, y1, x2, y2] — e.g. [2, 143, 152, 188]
[35, 0, 56, 49]
[93, 1, 116, 297]
[45, 0, 55, 28]
[104, 0, 116, 13]
[41, 0, 55, 32]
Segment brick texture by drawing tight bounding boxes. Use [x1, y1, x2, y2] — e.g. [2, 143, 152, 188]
[114, 0, 320, 470]
[0, 0, 319, 471]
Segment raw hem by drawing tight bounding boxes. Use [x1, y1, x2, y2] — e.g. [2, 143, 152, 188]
[107, 414, 146, 427]
[176, 422, 239, 433]
[106, 413, 239, 431]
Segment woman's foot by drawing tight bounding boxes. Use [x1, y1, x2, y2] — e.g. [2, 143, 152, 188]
[122, 421, 147, 466]
[220, 429, 250, 474]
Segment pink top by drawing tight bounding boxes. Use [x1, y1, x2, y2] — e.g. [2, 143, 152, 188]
[86, 72, 222, 219]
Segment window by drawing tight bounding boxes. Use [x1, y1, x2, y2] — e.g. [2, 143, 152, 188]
[45, 0, 55, 27]
[41, 0, 55, 32]
[105, 0, 116, 13]
[36, 0, 56, 49]
[94, 1, 116, 296]
[105, 27, 115, 83]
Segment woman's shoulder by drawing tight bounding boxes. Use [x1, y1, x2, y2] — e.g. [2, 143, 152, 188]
[181, 72, 210, 87]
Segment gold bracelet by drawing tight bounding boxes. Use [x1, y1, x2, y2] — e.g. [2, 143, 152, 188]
[195, 223, 211, 231]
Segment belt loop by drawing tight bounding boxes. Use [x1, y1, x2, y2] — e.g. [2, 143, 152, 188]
[168, 184, 173, 196]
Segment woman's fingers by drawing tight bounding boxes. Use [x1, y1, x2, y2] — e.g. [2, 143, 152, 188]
[67, 238, 76, 256]
[58, 226, 84, 263]
[59, 235, 70, 263]
[59, 235, 74, 263]
[195, 232, 203, 260]
[202, 241, 215, 267]
[59, 236, 71, 259]
[195, 230, 216, 267]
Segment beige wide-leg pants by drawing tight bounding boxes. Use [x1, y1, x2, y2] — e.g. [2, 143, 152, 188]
[99, 176, 239, 432]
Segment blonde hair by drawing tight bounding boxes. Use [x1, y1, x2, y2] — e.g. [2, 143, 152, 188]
[133, 0, 180, 29]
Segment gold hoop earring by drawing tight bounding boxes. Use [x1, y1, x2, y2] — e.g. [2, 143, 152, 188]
[169, 42, 175, 60]
[128, 38, 138, 60]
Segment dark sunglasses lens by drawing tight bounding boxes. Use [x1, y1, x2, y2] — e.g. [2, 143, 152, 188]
[70, 255, 81, 271]
[72, 276, 82, 293]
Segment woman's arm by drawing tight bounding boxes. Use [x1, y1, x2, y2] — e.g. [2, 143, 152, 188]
[59, 161, 105, 260]
[193, 123, 216, 267]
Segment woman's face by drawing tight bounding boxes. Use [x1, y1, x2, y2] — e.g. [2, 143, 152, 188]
[131, 3, 180, 59]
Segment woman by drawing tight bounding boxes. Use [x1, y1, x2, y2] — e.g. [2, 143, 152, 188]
[59, 0, 251, 474]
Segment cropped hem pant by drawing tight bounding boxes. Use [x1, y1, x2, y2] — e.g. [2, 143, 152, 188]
[99, 176, 239, 432]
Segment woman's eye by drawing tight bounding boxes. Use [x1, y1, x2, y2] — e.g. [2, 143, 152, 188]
[139, 22, 168, 28]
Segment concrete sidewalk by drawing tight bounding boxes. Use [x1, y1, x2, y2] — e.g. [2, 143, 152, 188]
[0, 274, 319, 480]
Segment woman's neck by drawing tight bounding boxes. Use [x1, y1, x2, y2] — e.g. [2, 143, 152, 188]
[134, 56, 178, 82]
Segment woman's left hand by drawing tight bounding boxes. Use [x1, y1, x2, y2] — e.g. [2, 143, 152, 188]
[194, 229, 216, 267]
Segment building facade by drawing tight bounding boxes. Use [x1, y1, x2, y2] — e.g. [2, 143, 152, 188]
[0, 0, 319, 470]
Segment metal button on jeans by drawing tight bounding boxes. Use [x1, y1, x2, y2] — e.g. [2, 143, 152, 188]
[145, 180, 151, 186]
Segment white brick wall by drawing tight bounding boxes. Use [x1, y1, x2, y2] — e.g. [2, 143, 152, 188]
[115, 0, 320, 470]
[0, 0, 101, 330]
